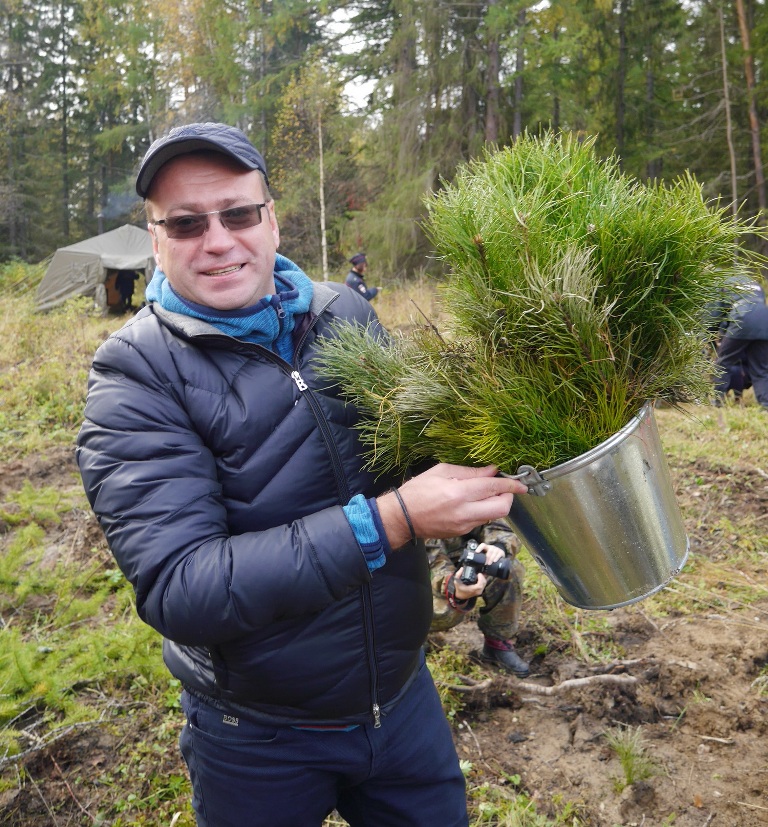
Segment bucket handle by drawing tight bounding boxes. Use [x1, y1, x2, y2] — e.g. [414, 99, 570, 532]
[500, 465, 552, 497]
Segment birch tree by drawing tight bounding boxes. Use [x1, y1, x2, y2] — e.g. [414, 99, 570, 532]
[270, 59, 355, 275]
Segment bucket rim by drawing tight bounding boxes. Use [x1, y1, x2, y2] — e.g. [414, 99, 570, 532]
[518, 401, 653, 482]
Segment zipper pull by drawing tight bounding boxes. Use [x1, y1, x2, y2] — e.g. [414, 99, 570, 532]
[291, 370, 308, 391]
[373, 703, 381, 728]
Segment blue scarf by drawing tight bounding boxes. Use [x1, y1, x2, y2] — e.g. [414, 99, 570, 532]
[145, 254, 314, 362]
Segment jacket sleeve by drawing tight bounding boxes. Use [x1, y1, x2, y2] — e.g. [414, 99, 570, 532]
[76, 324, 371, 648]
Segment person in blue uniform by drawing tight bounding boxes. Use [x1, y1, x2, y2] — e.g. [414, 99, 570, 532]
[713, 279, 768, 410]
[345, 253, 379, 301]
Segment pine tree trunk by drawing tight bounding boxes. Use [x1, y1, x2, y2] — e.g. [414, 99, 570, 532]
[552, 23, 560, 133]
[60, 3, 70, 239]
[317, 110, 329, 282]
[615, 0, 628, 166]
[720, 7, 739, 217]
[512, 8, 525, 139]
[484, 0, 500, 144]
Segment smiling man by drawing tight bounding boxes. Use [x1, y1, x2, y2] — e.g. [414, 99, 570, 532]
[76, 123, 525, 827]
[144, 151, 280, 310]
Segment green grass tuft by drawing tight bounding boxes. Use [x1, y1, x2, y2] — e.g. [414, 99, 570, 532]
[604, 724, 663, 791]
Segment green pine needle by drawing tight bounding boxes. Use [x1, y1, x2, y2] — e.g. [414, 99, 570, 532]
[316, 132, 766, 475]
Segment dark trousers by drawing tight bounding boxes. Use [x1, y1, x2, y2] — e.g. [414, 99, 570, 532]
[179, 660, 468, 827]
[716, 337, 768, 409]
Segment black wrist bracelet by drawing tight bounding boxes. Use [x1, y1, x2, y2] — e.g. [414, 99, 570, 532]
[391, 487, 417, 546]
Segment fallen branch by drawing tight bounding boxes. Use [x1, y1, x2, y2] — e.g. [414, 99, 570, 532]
[458, 718, 484, 760]
[436, 672, 637, 695]
[435, 675, 493, 693]
[51, 754, 94, 821]
[513, 674, 637, 696]
[25, 770, 57, 825]
[735, 800, 768, 812]
[0, 720, 106, 769]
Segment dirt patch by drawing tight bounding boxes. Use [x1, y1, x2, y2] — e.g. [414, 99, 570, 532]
[0, 445, 79, 502]
[1, 445, 767, 826]
[433, 453, 768, 827]
[436, 599, 768, 826]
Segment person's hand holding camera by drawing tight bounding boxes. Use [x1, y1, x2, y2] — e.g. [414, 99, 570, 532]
[453, 542, 504, 600]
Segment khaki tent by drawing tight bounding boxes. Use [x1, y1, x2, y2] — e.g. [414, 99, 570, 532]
[36, 224, 155, 312]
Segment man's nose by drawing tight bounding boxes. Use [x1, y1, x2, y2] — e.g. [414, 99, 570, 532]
[201, 215, 235, 251]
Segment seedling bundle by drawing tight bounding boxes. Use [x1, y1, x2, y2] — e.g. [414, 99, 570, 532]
[318, 133, 762, 477]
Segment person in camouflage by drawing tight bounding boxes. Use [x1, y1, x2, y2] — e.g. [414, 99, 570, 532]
[426, 520, 529, 678]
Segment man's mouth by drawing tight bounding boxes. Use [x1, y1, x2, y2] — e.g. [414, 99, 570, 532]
[204, 264, 243, 276]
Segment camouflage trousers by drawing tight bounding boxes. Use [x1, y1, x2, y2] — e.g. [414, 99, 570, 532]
[425, 520, 525, 641]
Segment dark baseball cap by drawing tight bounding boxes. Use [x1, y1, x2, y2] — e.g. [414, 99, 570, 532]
[136, 122, 269, 198]
[349, 253, 367, 266]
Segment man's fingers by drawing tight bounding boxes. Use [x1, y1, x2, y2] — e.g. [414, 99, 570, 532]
[423, 463, 500, 480]
[390, 463, 528, 543]
[456, 492, 515, 528]
[459, 475, 527, 499]
[421, 464, 527, 496]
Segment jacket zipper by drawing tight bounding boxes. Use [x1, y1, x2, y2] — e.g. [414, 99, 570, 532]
[289, 367, 349, 503]
[290, 364, 382, 727]
[205, 301, 383, 728]
[291, 304, 382, 728]
[361, 583, 382, 728]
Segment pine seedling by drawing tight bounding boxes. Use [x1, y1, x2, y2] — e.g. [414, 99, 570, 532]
[317, 133, 765, 475]
[605, 725, 662, 791]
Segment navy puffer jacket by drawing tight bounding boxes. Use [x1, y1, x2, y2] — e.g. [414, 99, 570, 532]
[76, 281, 433, 726]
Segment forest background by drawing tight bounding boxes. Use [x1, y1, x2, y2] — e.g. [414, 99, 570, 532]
[2, 0, 768, 281]
[2, 3, 768, 825]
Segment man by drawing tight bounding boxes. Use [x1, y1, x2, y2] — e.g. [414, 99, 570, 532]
[76, 122, 526, 827]
[345, 252, 379, 301]
[114, 269, 140, 312]
[713, 278, 768, 411]
[427, 521, 529, 678]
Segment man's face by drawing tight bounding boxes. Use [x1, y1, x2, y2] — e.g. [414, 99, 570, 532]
[146, 153, 280, 310]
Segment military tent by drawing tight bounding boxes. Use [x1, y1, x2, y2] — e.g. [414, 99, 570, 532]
[36, 224, 155, 312]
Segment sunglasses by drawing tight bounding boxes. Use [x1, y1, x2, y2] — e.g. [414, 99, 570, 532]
[151, 203, 267, 239]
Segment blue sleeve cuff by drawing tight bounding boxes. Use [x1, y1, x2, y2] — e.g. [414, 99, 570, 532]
[343, 494, 387, 572]
[367, 497, 392, 555]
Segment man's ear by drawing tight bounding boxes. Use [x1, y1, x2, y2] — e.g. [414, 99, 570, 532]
[148, 225, 162, 270]
[268, 201, 280, 250]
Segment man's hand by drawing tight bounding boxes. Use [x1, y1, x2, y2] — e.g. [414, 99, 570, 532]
[378, 464, 527, 550]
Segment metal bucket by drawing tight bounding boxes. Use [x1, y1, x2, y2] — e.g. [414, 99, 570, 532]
[506, 402, 689, 610]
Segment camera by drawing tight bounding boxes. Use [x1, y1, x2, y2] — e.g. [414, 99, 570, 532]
[458, 539, 511, 585]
